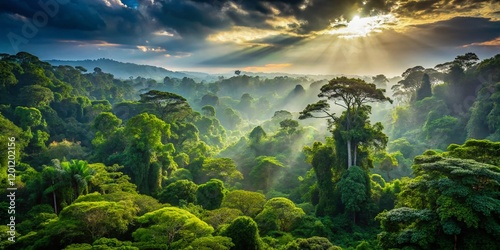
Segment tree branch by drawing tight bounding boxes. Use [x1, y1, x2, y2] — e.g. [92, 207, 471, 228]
[334, 101, 347, 109]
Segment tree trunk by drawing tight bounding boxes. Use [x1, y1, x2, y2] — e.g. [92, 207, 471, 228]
[73, 180, 79, 202]
[454, 235, 457, 250]
[346, 107, 352, 169]
[53, 191, 58, 214]
[353, 144, 357, 166]
[52, 180, 58, 214]
[347, 140, 352, 168]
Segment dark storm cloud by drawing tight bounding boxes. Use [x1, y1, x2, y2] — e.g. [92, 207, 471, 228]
[230, 0, 391, 32]
[145, 0, 232, 39]
[148, 0, 499, 37]
[0, 0, 153, 52]
[407, 17, 500, 47]
[238, 0, 362, 33]
[2, 0, 494, 51]
[0, 0, 498, 71]
[143, 0, 496, 40]
[146, 0, 391, 37]
[395, 0, 496, 16]
[363, 0, 393, 13]
[398, 0, 440, 13]
[0, 1, 107, 31]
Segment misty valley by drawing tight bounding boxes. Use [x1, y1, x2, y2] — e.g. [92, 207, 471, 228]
[1, 51, 500, 250]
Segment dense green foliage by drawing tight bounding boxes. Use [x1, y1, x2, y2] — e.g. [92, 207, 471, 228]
[377, 153, 500, 249]
[1, 52, 499, 249]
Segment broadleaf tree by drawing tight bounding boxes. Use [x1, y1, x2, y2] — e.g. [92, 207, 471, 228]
[300, 77, 392, 168]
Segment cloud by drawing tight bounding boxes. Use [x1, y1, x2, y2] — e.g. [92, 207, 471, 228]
[324, 14, 397, 38]
[1, 0, 497, 50]
[153, 30, 175, 37]
[199, 15, 500, 74]
[145, 0, 233, 39]
[405, 17, 500, 47]
[462, 37, 500, 47]
[59, 40, 124, 47]
[0, 0, 108, 31]
[0, 0, 151, 42]
[0, 0, 498, 75]
[136, 45, 166, 52]
[392, 0, 499, 26]
[207, 26, 281, 45]
[144, 0, 399, 39]
[102, 0, 127, 8]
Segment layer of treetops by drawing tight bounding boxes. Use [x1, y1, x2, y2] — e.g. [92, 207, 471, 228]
[0, 51, 499, 249]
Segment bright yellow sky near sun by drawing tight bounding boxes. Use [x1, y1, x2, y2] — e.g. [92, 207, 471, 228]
[209, 1, 499, 43]
[201, 0, 499, 75]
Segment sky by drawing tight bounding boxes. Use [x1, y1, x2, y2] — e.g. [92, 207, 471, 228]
[0, 0, 499, 76]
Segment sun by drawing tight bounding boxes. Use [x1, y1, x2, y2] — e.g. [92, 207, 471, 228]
[327, 14, 396, 39]
[346, 15, 371, 37]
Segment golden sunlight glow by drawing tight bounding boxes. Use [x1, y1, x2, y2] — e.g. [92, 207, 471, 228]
[391, 2, 499, 31]
[207, 26, 280, 44]
[326, 14, 397, 39]
[266, 16, 304, 31]
[463, 37, 500, 47]
[242, 63, 292, 72]
[221, 2, 249, 15]
[59, 40, 122, 47]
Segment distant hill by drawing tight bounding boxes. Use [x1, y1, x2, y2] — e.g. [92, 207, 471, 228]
[46, 58, 396, 83]
[47, 58, 194, 80]
[225, 71, 379, 82]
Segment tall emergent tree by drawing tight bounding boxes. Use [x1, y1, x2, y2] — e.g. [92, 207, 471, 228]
[123, 113, 171, 194]
[416, 73, 432, 101]
[300, 77, 392, 168]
